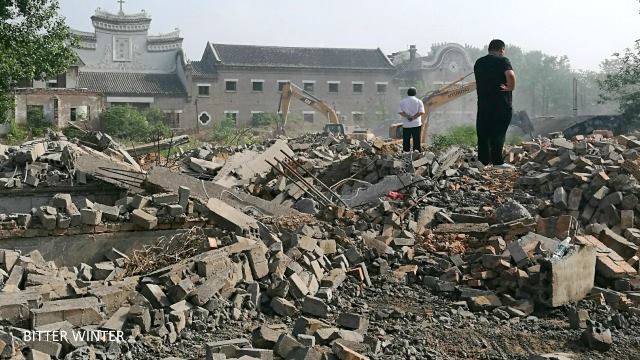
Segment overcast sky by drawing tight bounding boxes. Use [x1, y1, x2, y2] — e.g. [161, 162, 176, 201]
[59, 0, 639, 71]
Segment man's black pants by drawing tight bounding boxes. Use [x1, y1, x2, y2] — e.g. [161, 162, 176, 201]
[402, 126, 421, 152]
[476, 106, 512, 165]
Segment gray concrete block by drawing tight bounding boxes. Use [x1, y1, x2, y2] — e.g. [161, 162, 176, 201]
[50, 193, 72, 209]
[320, 268, 346, 289]
[270, 297, 296, 317]
[336, 312, 369, 332]
[252, 324, 287, 349]
[166, 204, 184, 217]
[190, 276, 227, 306]
[93, 203, 120, 222]
[24, 340, 61, 358]
[131, 194, 151, 209]
[167, 278, 194, 303]
[302, 296, 328, 318]
[102, 306, 130, 331]
[152, 192, 179, 205]
[247, 245, 269, 280]
[274, 333, 302, 359]
[31, 297, 103, 328]
[128, 305, 151, 332]
[4, 265, 24, 292]
[92, 261, 115, 281]
[131, 209, 158, 230]
[288, 273, 309, 300]
[541, 244, 596, 307]
[178, 186, 190, 210]
[141, 283, 171, 309]
[80, 208, 102, 225]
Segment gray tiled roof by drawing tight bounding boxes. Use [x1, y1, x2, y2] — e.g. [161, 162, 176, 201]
[209, 43, 395, 70]
[190, 61, 215, 77]
[78, 72, 186, 96]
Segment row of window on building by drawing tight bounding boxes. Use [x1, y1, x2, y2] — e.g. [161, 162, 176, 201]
[197, 80, 389, 96]
[196, 110, 368, 126]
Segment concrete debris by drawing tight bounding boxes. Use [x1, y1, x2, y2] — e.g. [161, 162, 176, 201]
[581, 320, 613, 351]
[1, 129, 640, 357]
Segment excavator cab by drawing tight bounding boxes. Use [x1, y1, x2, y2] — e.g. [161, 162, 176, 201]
[323, 123, 345, 136]
[389, 123, 403, 139]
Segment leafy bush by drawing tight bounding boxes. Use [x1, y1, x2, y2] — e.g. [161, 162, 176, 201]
[600, 40, 640, 126]
[5, 118, 29, 144]
[62, 127, 85, 140]
[26, 106, 49, 137]
[211, 117, 241, 144]
[431, 124, 477, 149]
[102, 105, 171, 142]
[210, 117, 260, 145]
[506, 134, 523, 145]
[252, 112, 279, 127]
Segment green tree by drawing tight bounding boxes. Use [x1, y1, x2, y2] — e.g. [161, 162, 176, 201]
[0, 0, 77, 119]
[252, 112, 279, 127]
[457, 43, 600, 117]
[102, 105, 170, 141]
[599, 40, 640, 124]
[26, 105, 47, 136]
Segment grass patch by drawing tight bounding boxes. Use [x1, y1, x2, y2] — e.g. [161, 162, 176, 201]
[506, 134, 523, 145]
[431, 124, 477, 149]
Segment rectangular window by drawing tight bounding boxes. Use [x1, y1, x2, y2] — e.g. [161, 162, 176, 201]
[225, 80, 237, 92]
[303, 81, 315, 93]
[328, 81, 340, 93]
[224, 111, 238, 126]
[252, 80, 264, 92]
[47, 80, 58, 88]
[278, 80, 290, 92]
[163, 110, 181, 128]
[251, 111, 264, 125]
[303, 111, 315, 123]
[352, 112, 364, 123]
[376, 82, 388, 94]
[70, 107, 77, 122]
[198, 84, 210, 96]
[57, 73, 67, 88]
[352, 82, 364, 94]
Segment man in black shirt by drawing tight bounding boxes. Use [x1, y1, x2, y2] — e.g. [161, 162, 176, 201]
[474, 39, 517, 168]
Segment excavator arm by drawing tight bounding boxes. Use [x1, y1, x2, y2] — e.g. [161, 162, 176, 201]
[419, 80, 477, 142]
[389, 73, 476, 142]
[275, 82, 339, 135]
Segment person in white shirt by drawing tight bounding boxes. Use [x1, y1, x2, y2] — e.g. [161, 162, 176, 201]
[398, 87, 425, 152]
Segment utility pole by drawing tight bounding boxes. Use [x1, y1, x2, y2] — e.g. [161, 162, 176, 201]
[195, 99, 200, 135]
[573, 77, 578, 116]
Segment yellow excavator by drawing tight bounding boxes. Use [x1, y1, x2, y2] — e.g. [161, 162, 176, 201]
[390, 73, 477, 142]
[274, 81, 341, 136]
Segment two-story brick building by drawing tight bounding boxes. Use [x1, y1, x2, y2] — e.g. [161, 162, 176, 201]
[180, 42, 399, 130]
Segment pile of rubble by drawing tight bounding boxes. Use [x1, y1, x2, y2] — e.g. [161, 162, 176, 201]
[2, 128, 640, 359]
[0, 131, 143, 190]
[0, 186, 204, 238]
[0, 197, 384, 359]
